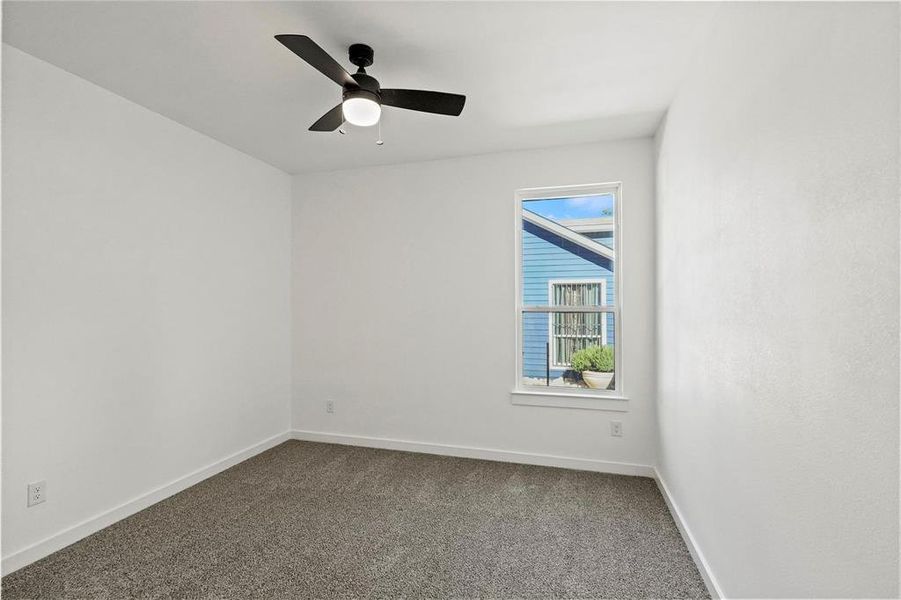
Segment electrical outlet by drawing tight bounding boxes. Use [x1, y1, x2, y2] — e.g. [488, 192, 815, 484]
[610, 421, 623, 437]
[27, 481, 46, 507]
[326, 400, 334, 414]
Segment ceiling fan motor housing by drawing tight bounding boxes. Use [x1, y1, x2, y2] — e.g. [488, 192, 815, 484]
[349, 72, 380, 92]
[343, 87, 380, 106]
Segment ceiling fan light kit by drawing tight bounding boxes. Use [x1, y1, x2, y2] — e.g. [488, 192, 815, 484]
[274, 35, 465, 133]
[342, 94, 380, 127]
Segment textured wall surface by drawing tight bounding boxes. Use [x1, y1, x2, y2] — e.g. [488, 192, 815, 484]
[655, 4, 900, 597]
[2, 46, 292, 562]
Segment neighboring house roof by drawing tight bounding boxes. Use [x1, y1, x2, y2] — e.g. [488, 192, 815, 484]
[522, 210, 615, 262]
[557, 217, 614, 233]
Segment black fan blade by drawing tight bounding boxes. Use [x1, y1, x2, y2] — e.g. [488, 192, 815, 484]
[309, 104, 344, 131]
[275, 34, 357, 89]
[380, 89, 466, 116]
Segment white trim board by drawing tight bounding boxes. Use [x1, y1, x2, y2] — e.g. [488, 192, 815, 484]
[290, 429, 655, 477]
[654, 468, 724, 599]
[1, 431, 292, 576]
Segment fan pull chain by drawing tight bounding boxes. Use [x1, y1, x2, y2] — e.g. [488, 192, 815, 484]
[376, 120, 384, 146]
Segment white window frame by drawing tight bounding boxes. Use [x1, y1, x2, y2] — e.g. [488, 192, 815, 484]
[547, 278, 607, 369]
[513, 182, 626, 407]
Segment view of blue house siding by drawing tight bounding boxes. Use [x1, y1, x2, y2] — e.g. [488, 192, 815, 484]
[522, 220, 614, 379]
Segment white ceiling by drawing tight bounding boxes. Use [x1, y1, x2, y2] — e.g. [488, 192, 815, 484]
[4, 2, 717, 174]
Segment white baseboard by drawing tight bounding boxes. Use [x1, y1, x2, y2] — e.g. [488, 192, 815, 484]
[654, 468, 724, 599]
[3, 428, 715, 599]
[1, 431, 291, 576]
[290, 429, 655, 477]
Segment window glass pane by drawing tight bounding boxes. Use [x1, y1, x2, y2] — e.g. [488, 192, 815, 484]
[521, 194, 615, 308]
[551, 309, 605, 366]
[521, 312, 616, 391]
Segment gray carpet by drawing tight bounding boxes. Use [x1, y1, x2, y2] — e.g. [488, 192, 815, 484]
[2, 441, 708, 599]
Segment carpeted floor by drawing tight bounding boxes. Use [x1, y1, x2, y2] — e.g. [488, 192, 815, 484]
[2, 441, 708, 599]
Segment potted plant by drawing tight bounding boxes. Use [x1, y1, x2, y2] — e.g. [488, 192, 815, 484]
[570, 345, 614, 390]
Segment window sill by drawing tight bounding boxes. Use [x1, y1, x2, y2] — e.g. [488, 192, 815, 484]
[510, 390, 629, 412]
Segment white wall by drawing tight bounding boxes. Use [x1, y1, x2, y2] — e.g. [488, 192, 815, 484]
[2, 46, 292, 565]
[292, 139, 657, 468]
[655, 4, 899, 597]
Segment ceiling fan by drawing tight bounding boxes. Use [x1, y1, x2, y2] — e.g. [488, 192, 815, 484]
[275, 35, 466, 132]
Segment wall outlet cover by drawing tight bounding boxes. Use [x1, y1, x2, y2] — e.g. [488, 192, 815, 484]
[610, 421, 623, 437]
[27, 480, 47, 507]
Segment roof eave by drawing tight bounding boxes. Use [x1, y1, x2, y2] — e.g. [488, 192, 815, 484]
[522, 210, 615, 262]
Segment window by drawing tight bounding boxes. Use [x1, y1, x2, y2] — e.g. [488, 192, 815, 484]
[515, 183, 621, 397]
[549, 280, 607, 368]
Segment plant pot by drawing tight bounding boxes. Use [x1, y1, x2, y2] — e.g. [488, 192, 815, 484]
[582, 370, 614, 390]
